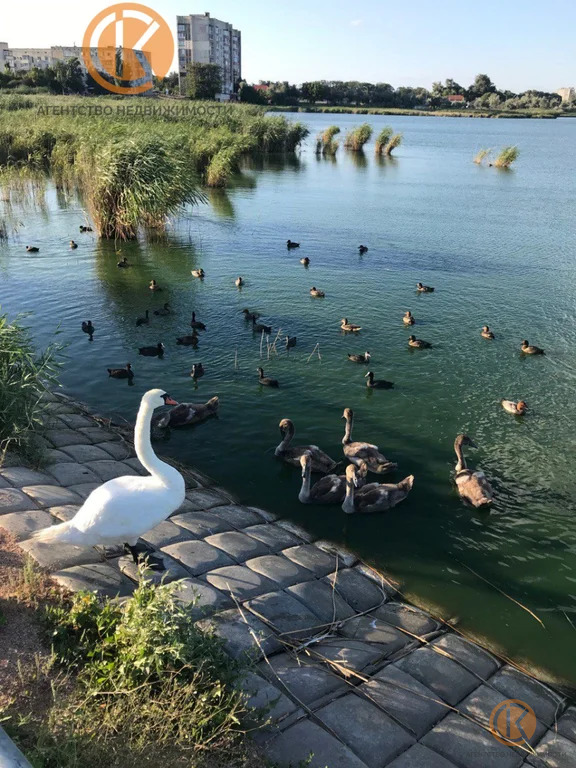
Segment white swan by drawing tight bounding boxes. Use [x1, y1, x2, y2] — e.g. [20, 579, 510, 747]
[31, 390, 186, 555]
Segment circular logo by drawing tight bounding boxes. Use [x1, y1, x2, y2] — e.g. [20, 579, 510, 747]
[82, 3, 174, 95]
[489, 699, 537, 746]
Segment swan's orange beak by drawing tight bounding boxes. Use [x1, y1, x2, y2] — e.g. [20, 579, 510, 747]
[163, 396, 178, 406]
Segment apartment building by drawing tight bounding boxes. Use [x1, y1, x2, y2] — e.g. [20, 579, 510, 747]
[176, 12, 241, 98]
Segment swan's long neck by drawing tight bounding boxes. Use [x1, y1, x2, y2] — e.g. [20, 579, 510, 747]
[342, 414, 353, 445]
[342, 476, 356, 514]
[134, 399, 172, 483]
[298, 463, 311, 502]
[454, 441, 467, 473]
[276, 423, 294, 454]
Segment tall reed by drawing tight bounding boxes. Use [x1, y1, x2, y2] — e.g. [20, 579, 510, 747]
[344, 123, 373, 151]
[474, 148, 491, 164]
[384, 133, 403, 155]
[374, 126, 393, 154]
[494, 146, 520, 168]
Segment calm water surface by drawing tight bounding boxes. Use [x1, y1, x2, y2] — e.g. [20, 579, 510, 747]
[2, 114, 576, 684]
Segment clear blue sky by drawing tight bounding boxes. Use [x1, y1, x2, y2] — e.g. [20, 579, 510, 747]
[5, 0, 576, 92]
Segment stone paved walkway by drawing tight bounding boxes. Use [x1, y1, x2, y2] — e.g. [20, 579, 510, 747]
[1, 392, 576, 768]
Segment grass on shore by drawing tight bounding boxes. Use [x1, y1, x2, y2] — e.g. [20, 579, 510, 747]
[4, 562, 268, 768]
[0, 95, 309, 240]
[0, 312, 61, 466]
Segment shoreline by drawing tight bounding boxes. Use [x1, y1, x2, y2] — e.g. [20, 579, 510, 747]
[268, 105, 572, 119]
[1, 391, 576, 766]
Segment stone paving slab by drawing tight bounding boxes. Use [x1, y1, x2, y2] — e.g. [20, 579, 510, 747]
[60, 444, 116, 462]
[83, 460, 139, 482]
[286, 579, 356, 623]
[118, 552, 190, 584]
[68, 483, 99, 500]
[48, 504, 81, 522]
[421, 712, 524, 768]
[489, 666, 565, 727]
[557, 706, 576, 743]
[314, 692, 415, 768]
[310, 637, 385, 674]
[372, 601, 441, 637]
[263, 718, 370, 768]
[258, 652, 347, 705]
[19, 538, 101, 570]
[170, 510, 233, 537]
[162, 540, 235, 576]
[0, 467, 55, 487]
[203, 565, 277, 602]
[281, 544, 340, 576]
[21, 485, 82, 507]
[246, 589, 324, 640]
[395, 646, 481, 706]
[183, 489, 232, 511]
[323, 566, 389, 613]
[51, 562, 135, 598]
[430, 633, 500, 680]
[527, 731, 576, 767]
[97, 441, 134, 461]
[45, 429, 91, 447]
[140, 519, 195, 549]
[45, 462, 100, 486]
[45, 448, 75, 464]
[0, 509, 53, 540]
[340, 615, 415, 657]
[241, 523, 301, 552]
[362, 664, 450, 739]
[0, 488, 39, 514]
[196, 607, 282, 660]
[387, 744, 459, 768]
[237, 670, 299, 727]
[170, 577, 234, 619]
[245, 554, 317, 589]
[204, 530, 271, 562]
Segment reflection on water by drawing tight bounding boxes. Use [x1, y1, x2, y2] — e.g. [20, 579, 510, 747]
[2, 114, 576, 684]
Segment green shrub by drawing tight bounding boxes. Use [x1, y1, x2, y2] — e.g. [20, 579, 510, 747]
[344, 122, 373, 151]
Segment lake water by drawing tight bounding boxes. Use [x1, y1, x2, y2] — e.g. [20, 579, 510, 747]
[2, 113, 576, 686]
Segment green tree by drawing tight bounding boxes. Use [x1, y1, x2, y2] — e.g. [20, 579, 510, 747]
[469, 73, 496, 98]
[237, 81, 267, 104]
[53, 57, 84, 94]
[184, 63, 222, 99]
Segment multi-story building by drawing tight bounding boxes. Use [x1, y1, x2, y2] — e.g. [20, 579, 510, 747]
[0, 42, 152, 90]
[176, 12, 241, 98]
[556, 87, 575, 103]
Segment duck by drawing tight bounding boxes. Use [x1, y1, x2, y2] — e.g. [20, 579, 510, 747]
[310, 287, 325, 298]
[358, 245, 368, 254]
[502, 399, 527, 415]
[341, 408, 397, 474]
[235, 276, 244, 288]
[275, 418, 337, 473]
[300, 257, 310, 266]
[176, 332, 199, 346]
[117, 257, 130, 268]
[408, 335, 432, 349]
[242, 308, 260, 321]
[403, 311, 415, 326]
[191, 269, 205, 279]
[136, 309, 150, 327]
[81, 320, 95, 340]
[149, 280, 162, 292]
[69, 240, 78, 249]
[253, 318, 272, 334]
[153, 302, 171, 317]
[155, 396, 219, 428]
[138, 342, 164, 357]
[521, 340, 545, 355]
[79, 225, 93, 233]
[342, 464, 414, 515]
[481, 326, 495, 339]
[287, 240, 300, 249]
[190, 312, 206, 331]
[341, 318, 362, 332]
[416, 282, 434, 293]
[30, 390, 185, 571]
[285, 336, 297, 350]
[298, 451, 368, 505]
[365, 371, 394, 389]
[26, 246, 39, 253]
[107, 363, 134, 380]
[190, 362, 205, 380]
[348, 352, 371, 364]
[257, 367, 279, 387]
[453, 434, 493, 508]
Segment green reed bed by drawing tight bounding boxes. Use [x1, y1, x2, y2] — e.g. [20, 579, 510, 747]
[0, 312, 61, 465]
[316, 125, 340, 155]
[343, 122, 373, 151]
[494, 145, 520, 168]
[0, 95, 309, 239]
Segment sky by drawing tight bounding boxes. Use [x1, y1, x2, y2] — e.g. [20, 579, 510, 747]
[3, 0, 576, 92]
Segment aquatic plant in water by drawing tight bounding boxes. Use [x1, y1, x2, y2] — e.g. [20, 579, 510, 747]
[344, 123, 373, 151]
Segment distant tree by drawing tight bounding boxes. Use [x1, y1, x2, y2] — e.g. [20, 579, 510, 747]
[153, 71, 179, 94]
[184, 62, 222, 99]
[238, 81, 267, 104]
[301, 81, 328, 103]
[53, 57, 84, 94]
[487, 93, 502, 109]
[468, 73, 496, 98]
